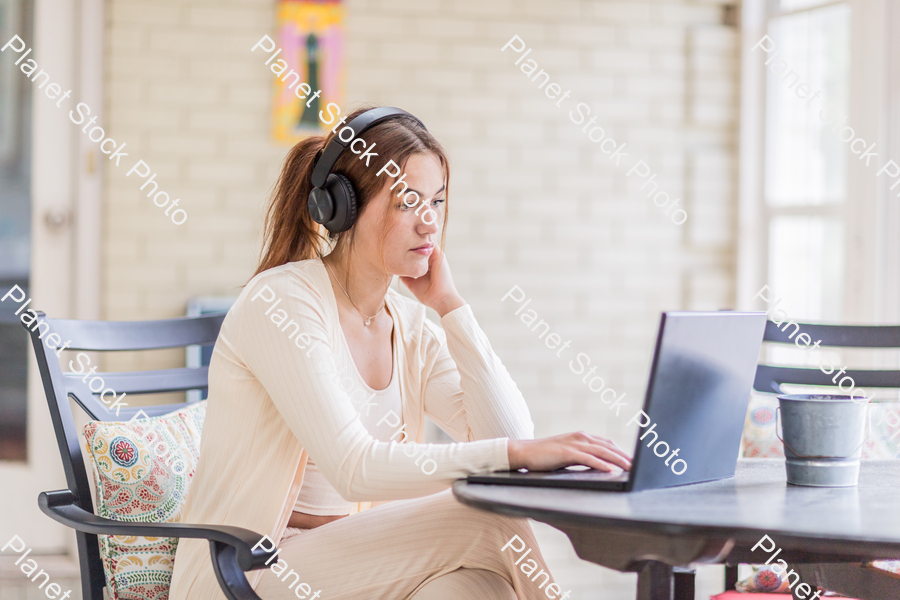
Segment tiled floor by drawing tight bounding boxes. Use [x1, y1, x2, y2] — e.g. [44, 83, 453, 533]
[0, 555, 82, 600]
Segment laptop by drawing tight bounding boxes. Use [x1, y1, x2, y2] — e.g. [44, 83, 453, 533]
[467, 311, 767, 492]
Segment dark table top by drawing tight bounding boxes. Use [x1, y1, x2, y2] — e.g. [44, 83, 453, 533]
[453, 460, 900, 569]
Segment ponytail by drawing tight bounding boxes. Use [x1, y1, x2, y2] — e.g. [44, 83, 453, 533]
[254, 136, 328, 277]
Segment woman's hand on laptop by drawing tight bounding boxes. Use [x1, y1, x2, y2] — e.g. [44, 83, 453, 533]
[507, 433, 632, 472]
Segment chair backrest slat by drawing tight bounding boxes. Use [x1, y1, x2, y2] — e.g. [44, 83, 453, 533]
[63, 370, 211, 421]
[65, 367, 210, 396]
[26, 310, 225, 600]
[756, 320, 900, 394]
[764, 320, 900, 348]
[755, 365, 900, 393]
[46, 314, 225, 351]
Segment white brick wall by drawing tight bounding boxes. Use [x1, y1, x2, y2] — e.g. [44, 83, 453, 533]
[102, 0, 738, 596]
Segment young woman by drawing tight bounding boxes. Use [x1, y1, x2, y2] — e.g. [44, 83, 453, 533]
[169, 107, 631, 600]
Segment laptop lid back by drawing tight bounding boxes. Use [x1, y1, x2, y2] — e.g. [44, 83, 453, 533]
[628, 311, 766, 491]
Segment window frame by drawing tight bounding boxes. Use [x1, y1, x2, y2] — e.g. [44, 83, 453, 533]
[738, 0, 896, 324]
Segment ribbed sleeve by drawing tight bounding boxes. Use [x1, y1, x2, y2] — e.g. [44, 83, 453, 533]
[233, 273, 510, 502]
[422, 305, 534, 451]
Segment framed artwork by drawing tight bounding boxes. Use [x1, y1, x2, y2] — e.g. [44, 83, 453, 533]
[272, 0, 344, 143]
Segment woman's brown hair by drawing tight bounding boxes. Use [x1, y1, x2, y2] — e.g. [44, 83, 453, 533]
[254, 106, 450, 277]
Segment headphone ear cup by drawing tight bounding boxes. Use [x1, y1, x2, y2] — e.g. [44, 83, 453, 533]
[323, 173, 358, 233]
[307, 186, 335, 226]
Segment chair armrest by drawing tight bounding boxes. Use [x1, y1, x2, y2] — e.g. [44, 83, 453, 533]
[39, 490, 275, 571]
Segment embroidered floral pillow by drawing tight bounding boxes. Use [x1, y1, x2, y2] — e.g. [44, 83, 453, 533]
[867, 560, 900, 578]
[83, 401, 206, 600]
[735, 565, 792, 593]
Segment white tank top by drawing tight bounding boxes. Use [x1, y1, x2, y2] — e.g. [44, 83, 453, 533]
[293, 362, 402, 515]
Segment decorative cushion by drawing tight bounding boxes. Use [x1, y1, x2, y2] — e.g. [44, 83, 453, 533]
[735, 565, 792, 593]
[867, 560, 900, 578]
[83, 401, 207, 600]
[741, 393, 784, 459]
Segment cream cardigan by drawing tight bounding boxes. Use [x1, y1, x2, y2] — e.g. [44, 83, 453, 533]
[169, 258, 534, 600]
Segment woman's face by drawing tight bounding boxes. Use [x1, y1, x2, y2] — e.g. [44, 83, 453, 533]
[352, 152, 445, 279]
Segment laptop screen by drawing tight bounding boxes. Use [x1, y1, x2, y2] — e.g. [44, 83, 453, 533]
[628, 311, 766, 491]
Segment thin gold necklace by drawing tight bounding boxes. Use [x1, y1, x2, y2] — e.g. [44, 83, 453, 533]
[324, 260, 386, 327]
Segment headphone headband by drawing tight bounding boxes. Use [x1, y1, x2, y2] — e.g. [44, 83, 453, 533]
[310, 107, 426, 188]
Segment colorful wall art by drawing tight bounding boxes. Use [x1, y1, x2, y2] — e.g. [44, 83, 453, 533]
[272, 0, 344, 143]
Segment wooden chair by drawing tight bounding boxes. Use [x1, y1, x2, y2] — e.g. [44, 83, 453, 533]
[723, 319, 900, 597]
[25, 311, 274, 600]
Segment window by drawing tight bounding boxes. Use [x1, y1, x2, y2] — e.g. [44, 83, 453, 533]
[762, 0, 851, 322]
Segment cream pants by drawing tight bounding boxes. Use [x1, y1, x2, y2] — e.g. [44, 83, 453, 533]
[255, 489, 552, 600]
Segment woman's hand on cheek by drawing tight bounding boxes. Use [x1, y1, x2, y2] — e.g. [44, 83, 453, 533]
[399, 245, 466, 317]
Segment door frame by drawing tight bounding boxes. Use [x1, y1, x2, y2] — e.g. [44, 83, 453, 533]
[0, 0, 103, 554]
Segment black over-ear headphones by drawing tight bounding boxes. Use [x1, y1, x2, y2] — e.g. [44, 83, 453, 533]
[307, 106, 427, 233]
